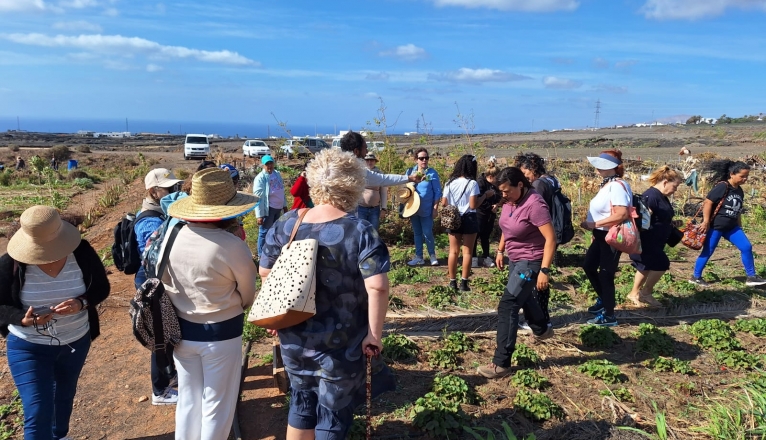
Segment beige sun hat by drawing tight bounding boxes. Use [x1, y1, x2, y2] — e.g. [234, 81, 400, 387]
[7, 205, 81, 265]
[397, 182, 421, 218]
[168, 168, 257, 221]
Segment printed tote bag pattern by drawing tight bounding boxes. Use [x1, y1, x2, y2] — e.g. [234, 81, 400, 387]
[604, 180, 641, 254]
[439, 180, 469, 230]
[248, 209, 317, 329]
[682, 182, 728, 250]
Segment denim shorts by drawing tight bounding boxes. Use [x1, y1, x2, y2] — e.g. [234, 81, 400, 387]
[448, 212, 479, 235]
[287, 388, 355, 440]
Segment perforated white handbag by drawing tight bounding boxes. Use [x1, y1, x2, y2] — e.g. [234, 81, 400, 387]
[248, 209, 318, 329]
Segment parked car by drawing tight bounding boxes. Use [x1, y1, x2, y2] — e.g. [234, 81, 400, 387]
[184, 134, 210, 160]
[242, 139, 271, 158]
[280, 140, 311, 159]
[331, 137, 341, 149]
[303, 137, 331, 154]
[367, 141, 385, 152]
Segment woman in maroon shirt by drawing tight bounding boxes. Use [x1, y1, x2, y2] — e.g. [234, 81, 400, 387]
[477, 167, 557, 379]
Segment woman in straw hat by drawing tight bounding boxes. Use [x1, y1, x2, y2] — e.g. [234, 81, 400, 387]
[260, 148, 391, 440]
[161, 168, 258, 440]
[0, 205, 110, 440]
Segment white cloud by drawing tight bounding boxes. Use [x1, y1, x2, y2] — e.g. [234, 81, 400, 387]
[1, 33, 259, 66]
[0, 0, 46, 12]
[542, 76, 582, 89]
[429, 67, 531, 83]
[431, 0, 579, 12]
[146, 63, 162, 72]
[52, 20, 103, 32]
[379, 44, 427, 61]
[365, 72, 390, 81]
[641, 0, 766, 20]
[592, 57, 609, 69]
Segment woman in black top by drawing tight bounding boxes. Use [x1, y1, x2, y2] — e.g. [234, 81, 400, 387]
[627, 166, 681, 307]
[514, 152, 557, 209]
[691, 160, 766, 287]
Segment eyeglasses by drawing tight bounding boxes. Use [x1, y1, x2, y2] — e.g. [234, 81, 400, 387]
[417, 156, 429, 161]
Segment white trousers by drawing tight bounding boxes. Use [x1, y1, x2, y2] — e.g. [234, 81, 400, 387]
[173, 336, 243, 440]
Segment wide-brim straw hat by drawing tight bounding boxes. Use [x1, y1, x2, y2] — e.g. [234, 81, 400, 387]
[7, 205, 81, 265]
[168, 168, 257, 221]
[397, 182, 421, 218]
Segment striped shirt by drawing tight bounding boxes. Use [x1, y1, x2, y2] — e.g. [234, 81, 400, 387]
[8, 254, 89, 345]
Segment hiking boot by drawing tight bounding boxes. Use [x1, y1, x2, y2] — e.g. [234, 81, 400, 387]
[449, 280, 458, 291]
[152, 387, 178, 405]
[471, 257, 480, 268]
[530, 326, 554, 344]
[477, 363, 513, 379]
[483, 257, 496, 268]
[586, 313, 618, 327]
[407, 257, 425, 267]
[460, 279, 470, 292]
[688, 277, 710, 287]
[587, 298, 604, 315]
[430, 256, 439, 266]
[746, 276, 766, 287]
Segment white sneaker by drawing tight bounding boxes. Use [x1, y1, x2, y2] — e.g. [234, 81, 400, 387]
[407, 257, 425, 266]
[471, 257, 479, 268]
[152, 387, 178, 405]
[483, 257, 496, 268]
[430, 256, 439, 266]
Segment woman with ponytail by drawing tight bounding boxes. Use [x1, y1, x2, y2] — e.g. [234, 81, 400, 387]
[690, 160, 766, 287]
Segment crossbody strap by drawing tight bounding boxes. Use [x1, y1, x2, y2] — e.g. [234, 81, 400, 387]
[448, 179, 470, 206]
[691, 181, 728, 220]
[286, 208, 310, 249]
[153, 222, 184, 279]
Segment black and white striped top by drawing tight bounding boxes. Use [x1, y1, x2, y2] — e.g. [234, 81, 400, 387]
[8, 254, 89, 345]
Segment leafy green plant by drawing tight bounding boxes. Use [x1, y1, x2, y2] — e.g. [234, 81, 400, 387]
[432, 374, 478, 405]
[512, 344, 541, 368]
[513, 389, 564, 422]
[578, 359, 626, 384]
[443, 331, 477, 353]
[511, 369, 550, 390]
[382, 334, 419, 362]
[409, 374, 476, 437]
[549, 288, 573, 305]
[634, 323, 675, 357]
[579, 325, 621, 349]
[644, 357, 695, 375]
[695, 385, 766, 440]
[733, 318, 766, 337]
[688, 319, 741, 351]
[600, 386, 634, 403]
[243, 317, 269, 343]
[714, 351, 763, 371]
[427, 285, 457, 309]
[429, 348, 459, 369]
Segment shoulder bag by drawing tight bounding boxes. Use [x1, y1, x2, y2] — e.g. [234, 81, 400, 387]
[439, 179, 470, 230]
[682, 182, 728, 250]
[248, 209, 317, 330]
[604, 180, 642, 254]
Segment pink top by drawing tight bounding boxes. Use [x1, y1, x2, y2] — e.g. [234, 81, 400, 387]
[499, 189, 552, 262]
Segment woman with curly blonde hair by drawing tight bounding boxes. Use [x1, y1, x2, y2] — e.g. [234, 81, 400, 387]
[260, 148, 391, 440]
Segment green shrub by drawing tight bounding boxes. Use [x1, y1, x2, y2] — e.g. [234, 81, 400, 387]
[382, 334, 418, 362]
[512, 344, 541, 368]
[7, 144, 19, 152]
[429, 348, 458, 369]
[75, 145, 91, 153]
[409, 374, 475, 437]
[578, 359, 626, 384]
[443, 331, 477, 353]
[714, 351, 763, 371]
[579, 325, 621, 349]
[644, 357, 694, 375]
[634, 323, 674, 357]
[73, 178, 94, 189]
[511, 369, 550, 390]
[51, 145, 71, 162]
[0, 170, 11, 187]
[427, 285, 456, 309]
[432, 374, 478, 405]
[688, 319, 741, 351]
[733, 318, 766, 337]
[513, 389, 564, 422]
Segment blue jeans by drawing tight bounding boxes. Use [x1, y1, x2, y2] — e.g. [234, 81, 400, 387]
[6, 333, 91, 440]
[258, 207, 284, 256]
[411, 215, 436, 259]
[693, 226, 755, 278]
[357, 206, 381, 229]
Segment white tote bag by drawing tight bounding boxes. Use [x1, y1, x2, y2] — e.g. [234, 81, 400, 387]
[248, 209, 318, 329]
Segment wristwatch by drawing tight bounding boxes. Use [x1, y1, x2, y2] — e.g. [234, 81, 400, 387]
[78, 297, 89, 309]
[539, 268, 551, 276]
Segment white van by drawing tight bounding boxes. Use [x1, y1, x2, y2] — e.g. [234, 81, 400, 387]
[184, 134, 210, 160]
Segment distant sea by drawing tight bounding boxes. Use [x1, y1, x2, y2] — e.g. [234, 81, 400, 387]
[0, 117, 365, 138]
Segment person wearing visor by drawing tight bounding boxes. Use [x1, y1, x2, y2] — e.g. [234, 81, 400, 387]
[253, 155, 286, 255]
[579, 150, 632, 327]
[135, 167, 182, 405]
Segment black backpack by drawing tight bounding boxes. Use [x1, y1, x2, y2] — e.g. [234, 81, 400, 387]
[542, 176, 574, 245]
[112, 210, 163, 275]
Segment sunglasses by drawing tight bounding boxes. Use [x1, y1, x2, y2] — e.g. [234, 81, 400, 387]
[417, 156, 429, 161]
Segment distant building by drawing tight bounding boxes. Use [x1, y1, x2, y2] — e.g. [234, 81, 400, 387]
[93, 131, 132, 138]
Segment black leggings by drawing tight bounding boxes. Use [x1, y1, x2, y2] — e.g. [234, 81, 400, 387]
[582, 229, 621, 316]
[473, 211, 495, 258]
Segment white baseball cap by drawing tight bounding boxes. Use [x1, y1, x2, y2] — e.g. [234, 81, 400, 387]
[144, 168, 182, 189]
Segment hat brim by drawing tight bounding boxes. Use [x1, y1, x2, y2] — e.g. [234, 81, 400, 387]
[158, 179, 183, 188]
[400, 183, 421, 218]
[587, 156, 619, 170]
[7, 221, 81, 265]
[168, 192, 257, 221]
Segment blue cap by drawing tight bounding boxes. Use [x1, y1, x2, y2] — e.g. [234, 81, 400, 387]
[261, 155, 274, 165]
[219, 163, 239, 179]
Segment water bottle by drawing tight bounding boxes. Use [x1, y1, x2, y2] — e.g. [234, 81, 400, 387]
[519, 269, 535, 283]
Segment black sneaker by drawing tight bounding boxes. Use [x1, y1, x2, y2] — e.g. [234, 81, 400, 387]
[746, 276, 766, 287]
[460, 279, 470, 292]
[587, 298, 604, 315]
[449, 280, 458, 291]
[586, 313, 618, 327]
[688, 277, 710, 287]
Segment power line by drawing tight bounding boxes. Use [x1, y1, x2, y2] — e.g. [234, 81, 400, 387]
[594, 99, 601, 129]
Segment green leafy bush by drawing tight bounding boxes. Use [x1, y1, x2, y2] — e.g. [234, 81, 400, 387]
[427, 285, 456, 309]
[432, 374, 478, 405]
[443, 331, 477, 353]
[634, 323, 674, 357]
[714, 351, 763, 371]
[513, 389, 564, 422]
[688, 319, 741, 351]
[409, 375, 475, 437]
[0, 170, 11, 187]
[382, 334, 418, 362]
[733, 318, 766, 337]
[578, 359, 626, 384]
[579, 325, 621, 349]
[429, 348, 458, 369]
[643, 357, 694, 375]
[51, 145, 71, 162]
[73, 177, 94, 189]
[511, 369, 550, 390]
[512, 344, 541, 368]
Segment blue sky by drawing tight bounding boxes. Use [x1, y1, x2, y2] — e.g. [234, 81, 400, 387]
[1, 0, 765, 134]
